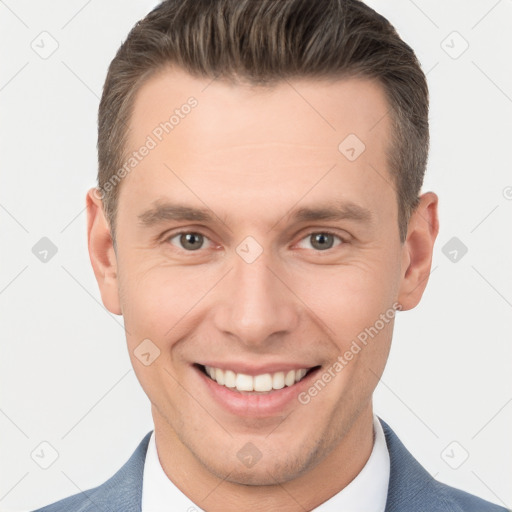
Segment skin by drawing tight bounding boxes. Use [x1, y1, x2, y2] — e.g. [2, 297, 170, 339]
[87, 66, 438, 511]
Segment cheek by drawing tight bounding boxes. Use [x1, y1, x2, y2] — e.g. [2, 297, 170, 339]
[292, 254, 401, 342]
[118, 257, 214, 345]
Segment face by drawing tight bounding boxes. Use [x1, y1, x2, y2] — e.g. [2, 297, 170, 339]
[88, 67, 438, 487]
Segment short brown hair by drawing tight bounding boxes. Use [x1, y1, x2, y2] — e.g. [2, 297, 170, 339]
[98, 0, 429, 244]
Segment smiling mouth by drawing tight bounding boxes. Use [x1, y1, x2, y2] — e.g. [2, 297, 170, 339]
[196, 364, 321, 394]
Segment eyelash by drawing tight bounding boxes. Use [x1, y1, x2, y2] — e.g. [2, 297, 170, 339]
[163, 230, 348, 253]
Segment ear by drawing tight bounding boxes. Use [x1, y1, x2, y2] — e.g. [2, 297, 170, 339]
[397, 192, 439, 311]
[86, 188, 122, 315]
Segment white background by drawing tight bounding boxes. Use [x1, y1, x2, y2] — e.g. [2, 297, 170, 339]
[1, 1, 511, 511]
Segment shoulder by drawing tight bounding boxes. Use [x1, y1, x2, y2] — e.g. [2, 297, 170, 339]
[432, 478, 509, 512]
[379, 417, 509, 512]
[32, 431, 153, 512]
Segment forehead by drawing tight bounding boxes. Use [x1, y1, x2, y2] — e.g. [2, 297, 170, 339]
[127, 66, 391, 155]
[119, 66, 395, 226]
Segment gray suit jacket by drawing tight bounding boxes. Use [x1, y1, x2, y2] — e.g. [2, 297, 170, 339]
[33, 418, 509, 511]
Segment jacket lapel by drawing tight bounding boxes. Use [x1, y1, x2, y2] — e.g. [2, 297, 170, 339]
[380, 418, 444, 512]
[92, 431, 152, 511]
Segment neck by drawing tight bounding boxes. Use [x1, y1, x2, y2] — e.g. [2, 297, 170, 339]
[152, 405, 375, 511]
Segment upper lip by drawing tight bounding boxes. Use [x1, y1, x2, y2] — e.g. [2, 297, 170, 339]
[195, 361, 319, 375]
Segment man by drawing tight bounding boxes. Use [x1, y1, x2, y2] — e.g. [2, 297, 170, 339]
[34, 0, 507, 511]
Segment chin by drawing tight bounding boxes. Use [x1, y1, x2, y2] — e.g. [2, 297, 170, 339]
[197, 437, 325, 487]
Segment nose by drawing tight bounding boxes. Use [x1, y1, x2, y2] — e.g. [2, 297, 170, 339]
[212, 249, 300, 349]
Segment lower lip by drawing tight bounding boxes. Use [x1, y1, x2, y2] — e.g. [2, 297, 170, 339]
[195, 365, 321, 417]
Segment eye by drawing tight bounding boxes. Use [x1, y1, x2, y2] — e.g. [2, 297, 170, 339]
[167, 232, 212, 251]
[297, 232, 344, 251]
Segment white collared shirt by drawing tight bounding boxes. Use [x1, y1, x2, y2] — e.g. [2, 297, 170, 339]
[141, 415, 390, 512]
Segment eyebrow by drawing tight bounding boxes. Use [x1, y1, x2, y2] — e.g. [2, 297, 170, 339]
[138, 203, 213, 225]
[137, 200, 373, 228]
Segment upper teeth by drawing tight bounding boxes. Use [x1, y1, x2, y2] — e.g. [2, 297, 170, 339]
[204, 366, 309, 392]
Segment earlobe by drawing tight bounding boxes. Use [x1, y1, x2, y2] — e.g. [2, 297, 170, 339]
[397, 192, 439, 311]
[86, 188, 122, 315]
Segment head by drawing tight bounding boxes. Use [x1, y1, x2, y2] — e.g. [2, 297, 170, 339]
[88, 0, 438, 492]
